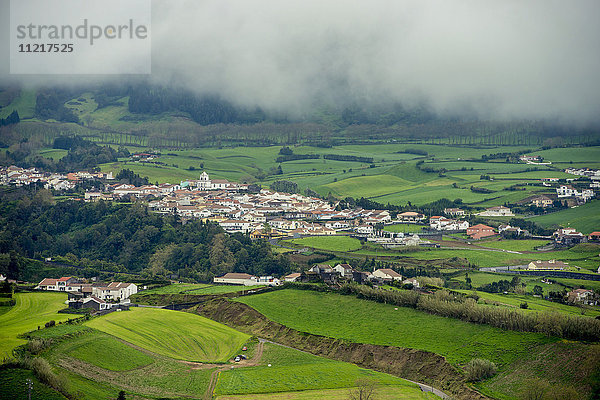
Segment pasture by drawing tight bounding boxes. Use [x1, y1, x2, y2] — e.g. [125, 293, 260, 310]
[215, 342, 435, 398]
[60, 332, 154, 371]
[217, 386, 439, 400]
[85, 307, 250, 362]
[237, 289, 555, 366]
[0, 292, 71, 359]
[530, 200, 600, 234]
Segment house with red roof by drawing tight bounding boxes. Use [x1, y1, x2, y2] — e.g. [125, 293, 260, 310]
[466, 224, 496, 240]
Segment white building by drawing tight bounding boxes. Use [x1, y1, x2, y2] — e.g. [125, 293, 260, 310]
[372, 268, 403, 281]
[478, 206, 514, 217]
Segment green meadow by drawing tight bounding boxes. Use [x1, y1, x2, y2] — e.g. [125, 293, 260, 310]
[530, 200, 600, 234]
[217, 386, 439, 400]
[215, 343, 434, 397]
[0, 292, 71, 359]
[237, 289, 555, 366]
[60, 332, 154, 371]
[42, 328, 214, 399]
[85, 307, 250, 362]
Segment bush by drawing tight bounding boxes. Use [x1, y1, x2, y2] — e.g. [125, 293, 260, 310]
[44, 320, 56, 328]
[464, 358, 497, 382]
[520, 302, 529, 309]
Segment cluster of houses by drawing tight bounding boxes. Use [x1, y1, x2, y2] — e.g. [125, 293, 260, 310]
[0, 166, 113, 190]
[215, 265, 421, 288]
[36, 277, 137, 311]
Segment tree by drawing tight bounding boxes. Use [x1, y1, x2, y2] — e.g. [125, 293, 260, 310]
[533, 285, 543, 296]
[117, 390, 126, 400]
[348, 378, 376, 400]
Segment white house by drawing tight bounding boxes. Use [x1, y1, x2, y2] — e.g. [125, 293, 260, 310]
[92, 282, 138, 301]
[333, 263, 354, 277]
[372, 268, 403, 282]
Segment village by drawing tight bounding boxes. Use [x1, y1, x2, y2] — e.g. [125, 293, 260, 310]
[1, 166, 599, 247]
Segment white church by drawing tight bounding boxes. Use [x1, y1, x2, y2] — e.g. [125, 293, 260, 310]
[181, 171, 244, 191]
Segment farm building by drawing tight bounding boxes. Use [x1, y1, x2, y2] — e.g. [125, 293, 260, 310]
[478, 206, 514, 217]
[567, 289, 596, 305]
[283, 273, 301, 282]
[397, 212, 426, 223]
[333, 263, 354, 277]
[527, 260, 568, 271]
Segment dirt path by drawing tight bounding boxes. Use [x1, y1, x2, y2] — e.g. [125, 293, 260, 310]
[203, 339, 265, 400]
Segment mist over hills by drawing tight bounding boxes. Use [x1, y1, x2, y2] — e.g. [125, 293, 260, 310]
[1, 0, 600, 128]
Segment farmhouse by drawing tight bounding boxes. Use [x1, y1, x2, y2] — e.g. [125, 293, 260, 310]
[333, 263, 354, 277]
[283, 273, 301, 282]
[528, 195, 554, 208]
[444, 208, 466, 217]
[397, 212, 426, 223]
[372, 268, 403, 282]
[553, 228, 586, 245]
[567, 289, 596, 305]
[92, 282, 138, 301]
[466, 224, 496, 240]
[527, 260, 568, 271]
[36, 276, 82, 292]
[83, 296, 112, 311]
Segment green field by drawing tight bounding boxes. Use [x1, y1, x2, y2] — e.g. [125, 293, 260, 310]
[237, 289, 555, 366]
[531, 200, 600, 234]
[43, 328, 214, 400]
[384, 224, 427, 233]
[217, 386, 439, 400]
[285, 236, 362, 252]
[85, 308, 250, 362]
[140, 283, 212, 294]
[476, 239, 551, 252]
[215, 343, 435, 397]
[0, 292, 72, 359]
[61, 332, 154, 371]
[365, 243, 600, 271]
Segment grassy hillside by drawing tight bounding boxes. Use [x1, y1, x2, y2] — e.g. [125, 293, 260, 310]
[530, 200, 600, 234]
[61, 332, 154, 371]
[237, 289, 555, 366]
[217, 387, 439, 400]
[215, 343, 434, 397]
[0, 292, 71, 359]
[85, 308, 250, 362]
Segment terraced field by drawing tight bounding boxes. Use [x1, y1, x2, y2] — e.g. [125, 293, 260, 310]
[0, 292, 71, 359]
[85, 308, 250, 362]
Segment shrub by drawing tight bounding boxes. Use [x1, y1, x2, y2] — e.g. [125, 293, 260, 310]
[520, 302, 529, 309]
[464, 358, 497, 382]
[44, 320, 56, 328]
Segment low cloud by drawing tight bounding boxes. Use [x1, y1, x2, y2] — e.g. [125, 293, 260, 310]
[2, 0, 600, 124]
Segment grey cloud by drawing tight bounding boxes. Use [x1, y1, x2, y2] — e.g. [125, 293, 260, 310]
[2, 0, 600, 123]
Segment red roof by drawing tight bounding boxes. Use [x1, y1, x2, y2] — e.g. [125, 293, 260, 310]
[57, 276, 73, 282]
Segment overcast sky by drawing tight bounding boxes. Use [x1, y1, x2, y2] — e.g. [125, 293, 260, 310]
[2, 0, 600, 124]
